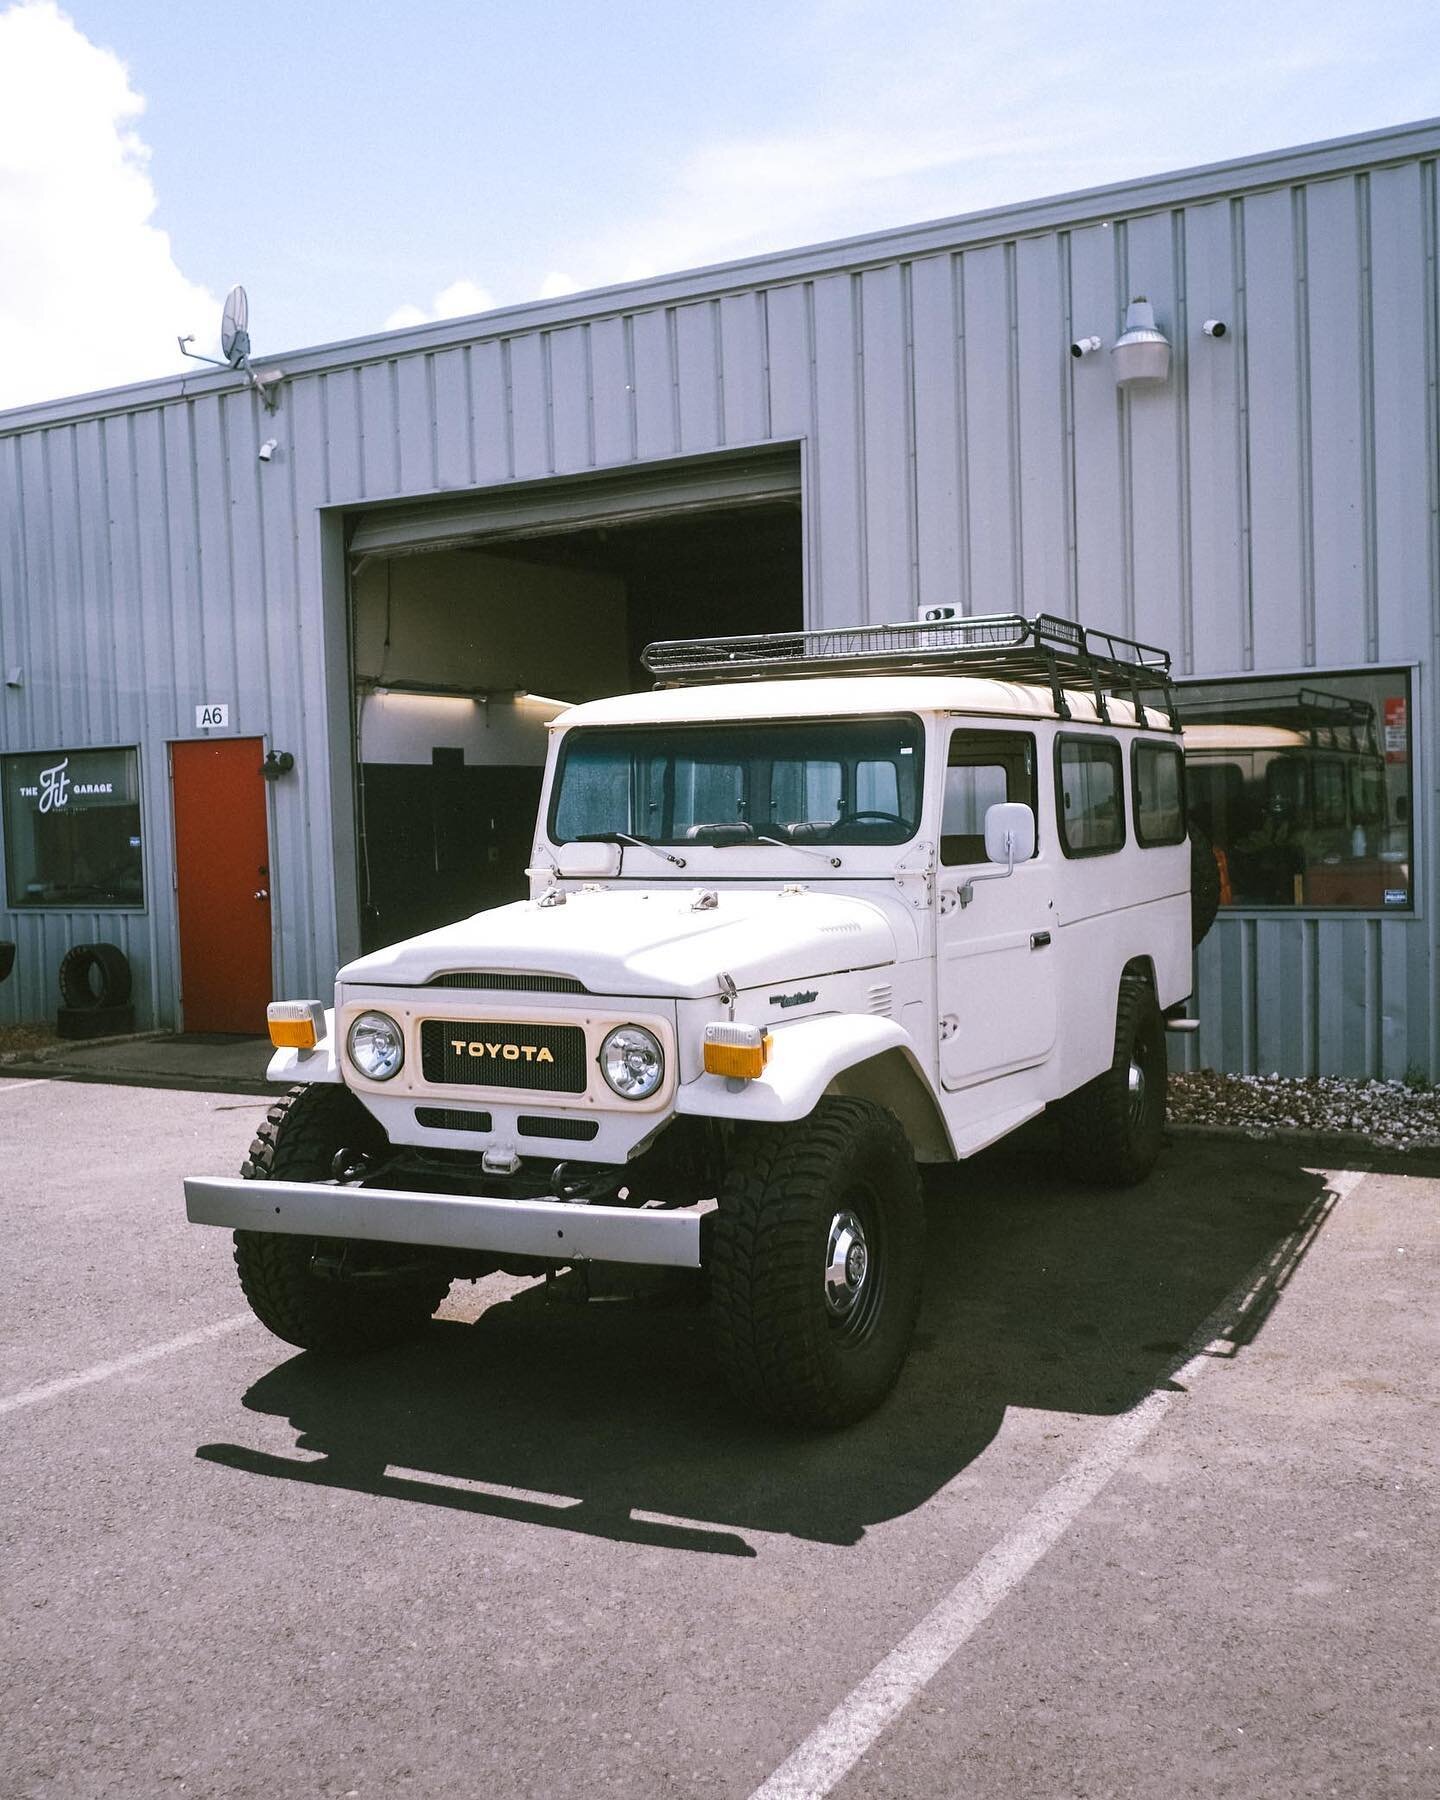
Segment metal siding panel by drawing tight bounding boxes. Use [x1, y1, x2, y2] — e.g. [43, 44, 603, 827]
[1316, 919, 1372, 1077]
[1254, 918, 1307, 1073]
[100, 415, 142, 746]
[1368, 164, 1431, 664]
[73, 420, 112, 745]
[223, 393, 271, 744]
[190, 400, 236, 699]
[588, 316, 633, 468]
[508, 332, 550, 479]
[809, 275, 864, 625]
[431, 348, 472, 491]
[1123, 212, 1185, 659]
[1013, 236, 1068, 618]
[395, 354, 435, 493]
[468, 340, 511, 484]
[631, 309, 675, 461]
[548, 326, 591, 473]
[960, 245, 1018, 612]
[1304, 178, 1369, 669]
[763, 285, 812, 442]
[1067, 225, 1125, 631]
[1241, 188, 1308, 670]
[1182, 201, 1246, 676]
[859, 264, 913, 618]
[910, 255, 964, 613]
[674, 302, 721, 454]
[357, 361, 398, 496]
[286, 373, 342, 1000]
[323, 370, 363, 502]
[719, 293, 768, 444]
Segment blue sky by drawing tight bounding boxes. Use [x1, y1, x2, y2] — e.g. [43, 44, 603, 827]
[2, 0, 1438, 408]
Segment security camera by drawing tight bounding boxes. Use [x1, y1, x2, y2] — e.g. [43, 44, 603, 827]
[257, 439, 278, 462]
[1201, 319, 1227, 338]
[1070, 335, 1102, 358]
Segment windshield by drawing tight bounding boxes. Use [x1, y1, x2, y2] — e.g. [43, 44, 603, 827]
[550, 716, 925, 848]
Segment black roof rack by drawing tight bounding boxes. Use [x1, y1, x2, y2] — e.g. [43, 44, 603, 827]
[641, 611, 1178, 728]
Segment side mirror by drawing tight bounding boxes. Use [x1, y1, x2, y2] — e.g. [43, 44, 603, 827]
[984, 801, 1036, 866]
[959, 803, 1036, 908]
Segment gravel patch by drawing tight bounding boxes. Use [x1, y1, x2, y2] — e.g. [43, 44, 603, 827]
[1170, 1070, 1440, 1151]
[0, 1021, 60, 1058]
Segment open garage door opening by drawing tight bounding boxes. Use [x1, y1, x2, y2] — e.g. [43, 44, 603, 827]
[348, 457, 802, 952]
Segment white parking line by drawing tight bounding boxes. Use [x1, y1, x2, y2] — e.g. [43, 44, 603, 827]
[0, 1314, 255, 1417]
[0, 1077, 59, 1097]
[750, 1169, 1368, 1800]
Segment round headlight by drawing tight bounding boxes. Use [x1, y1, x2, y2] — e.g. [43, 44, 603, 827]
[347, 1010, 404, 1081]
[599, 1024, 664, 1100]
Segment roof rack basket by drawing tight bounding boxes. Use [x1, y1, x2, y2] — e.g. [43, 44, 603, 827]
[641, 611, 1179, 728]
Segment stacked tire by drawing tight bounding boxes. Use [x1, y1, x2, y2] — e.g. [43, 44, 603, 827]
[57, 942, 134, 1039]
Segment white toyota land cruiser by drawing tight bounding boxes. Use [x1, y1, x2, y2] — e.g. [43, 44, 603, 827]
[186, 612, 1216, 1427]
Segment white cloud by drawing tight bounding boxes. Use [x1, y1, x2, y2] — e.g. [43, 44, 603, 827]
[382, 277, 498, 332]
[0, 1, 218, 410]
[538, 271, 579, 299]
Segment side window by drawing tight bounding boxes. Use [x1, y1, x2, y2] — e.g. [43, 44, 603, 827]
[941, 730, 1037, 866]
[1132, 741, 1187, 847]
[1056, 735, 1125, 857]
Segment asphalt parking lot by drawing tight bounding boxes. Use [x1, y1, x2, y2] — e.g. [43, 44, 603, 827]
[3, 1073, 1437, 1799]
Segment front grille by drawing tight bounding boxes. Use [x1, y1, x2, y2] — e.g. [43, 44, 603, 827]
[415, 1107, 493, 1133]
[517, 1114, 599, 1142]
[429, 972, 589, 994]
[420, 1018, 588, 1093]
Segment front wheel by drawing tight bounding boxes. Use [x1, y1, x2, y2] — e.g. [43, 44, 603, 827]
[234, 1084, 451, 1352]
[709, 1097, 924, 1428]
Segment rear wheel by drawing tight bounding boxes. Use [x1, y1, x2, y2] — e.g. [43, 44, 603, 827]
[709, 1097, 924, 1427]
[1057, 976, 1167, 1187]
[234, 1084, 450, 1352]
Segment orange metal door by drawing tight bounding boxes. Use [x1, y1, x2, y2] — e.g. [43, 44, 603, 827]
[171, 738, 272, 1034]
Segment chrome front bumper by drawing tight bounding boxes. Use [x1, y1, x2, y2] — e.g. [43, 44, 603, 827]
[183, 1176, 703, 1268]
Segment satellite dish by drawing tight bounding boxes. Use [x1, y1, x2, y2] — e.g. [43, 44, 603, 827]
[221, 285, 251, 368]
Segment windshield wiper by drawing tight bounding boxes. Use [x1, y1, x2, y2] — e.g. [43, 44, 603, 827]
[754, 835, 842, 868]
[578, 832, 687, 869]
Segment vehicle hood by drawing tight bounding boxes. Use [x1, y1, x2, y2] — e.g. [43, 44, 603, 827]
[339, 886, 904, 1000]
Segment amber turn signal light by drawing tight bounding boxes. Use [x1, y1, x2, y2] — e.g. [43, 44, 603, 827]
[703, 1022, 772, 1080]
[267, 1000, 325, 1050]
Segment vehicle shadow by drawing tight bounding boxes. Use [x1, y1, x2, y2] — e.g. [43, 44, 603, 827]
[197, 1135, 1337, 1553]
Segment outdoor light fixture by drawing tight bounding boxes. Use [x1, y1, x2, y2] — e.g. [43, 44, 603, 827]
[260, 750, 295, 780]
[1112, 296, 1171, 385]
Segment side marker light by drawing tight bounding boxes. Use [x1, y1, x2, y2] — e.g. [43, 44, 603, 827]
[267, 999, 325, 1051]
[703, 1022, 772, 1080]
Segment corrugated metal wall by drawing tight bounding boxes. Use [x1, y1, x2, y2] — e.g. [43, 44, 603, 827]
[2, 122, 1437, 1074]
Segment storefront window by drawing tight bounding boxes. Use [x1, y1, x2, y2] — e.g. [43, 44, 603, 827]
[2, 746, 144, 908]
[1178, 672, 1413, 910]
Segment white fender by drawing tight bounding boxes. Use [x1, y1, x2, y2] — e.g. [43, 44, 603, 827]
[265, 1009, 342, 1083]
[675, 1012, 947, 1139]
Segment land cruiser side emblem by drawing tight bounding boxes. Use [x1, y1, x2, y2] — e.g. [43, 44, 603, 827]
[769, 990, 818, 1009]
[450, 1039, 555, 1064]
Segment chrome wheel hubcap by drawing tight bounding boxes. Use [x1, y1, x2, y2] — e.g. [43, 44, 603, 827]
[1127, 1054, 1146, 1124]
[824, 1209, 870, 1317]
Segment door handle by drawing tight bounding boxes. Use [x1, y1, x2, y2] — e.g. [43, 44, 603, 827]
[1030, 930, 1051, 948]
[254, 888, 269, 901]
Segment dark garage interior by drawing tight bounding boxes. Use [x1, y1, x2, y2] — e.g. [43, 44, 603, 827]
[351, 497, 803, 950]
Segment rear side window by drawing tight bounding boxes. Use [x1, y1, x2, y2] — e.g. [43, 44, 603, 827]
[1056, 735, 1125, 857]
[1132, 741, 1187, 846]
[941, 730, 1037, 865]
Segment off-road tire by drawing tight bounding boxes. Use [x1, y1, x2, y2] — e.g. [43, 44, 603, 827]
[233, 1084, 450, 1352]
[1190, 824, 1222, 946]
[58, 942, 132, 1009]
[709, 1096, 924, 1428]
[1057, 977, 1167, 1187]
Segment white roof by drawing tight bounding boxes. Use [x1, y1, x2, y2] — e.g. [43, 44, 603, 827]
[554, 675, 1169, 732]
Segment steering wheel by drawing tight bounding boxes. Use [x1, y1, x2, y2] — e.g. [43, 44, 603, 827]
[840, 810, 908, 828]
